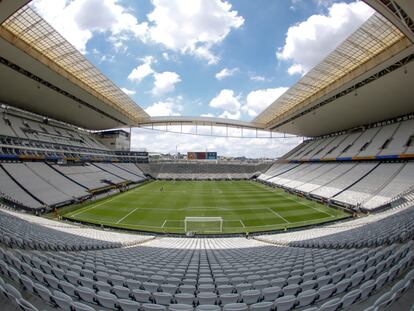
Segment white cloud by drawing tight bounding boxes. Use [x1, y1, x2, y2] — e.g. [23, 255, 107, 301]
[152, 71, 181, 96]
[146, 0, 244, 64]
[215, 67, 239, 80]
[145, 101, 183, 116]
[314, 0, 334, 7]
[121, 87, 136, 96]
[242, 87, 288, 117]
[32, 0, 148, 53]
[131, 128, 303, 158]
[128, 56, 155, 83]
[200, 113, 215, 118]
[219, 110, 241, 120]
[209, 89, 241, 116]
[287, 64, 305, 76]
[128, 57, 181, 96]
[277, 1, 374, 74]
[103, 55, 115, 63]
[250, 75, 267, 82]
[162, 52, 169, 60]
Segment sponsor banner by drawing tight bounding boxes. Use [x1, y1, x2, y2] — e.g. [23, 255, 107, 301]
[187, 152, 217, 160]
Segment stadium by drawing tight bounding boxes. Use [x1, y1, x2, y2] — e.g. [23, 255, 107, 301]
[0, 0, 414, 310]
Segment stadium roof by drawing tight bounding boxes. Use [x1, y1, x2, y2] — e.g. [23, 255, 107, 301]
[1, 5, 149, 124]
[0, 0, 413, 136]
[254, 12, 408, 127]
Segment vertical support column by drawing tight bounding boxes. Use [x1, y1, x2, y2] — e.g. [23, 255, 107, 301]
[129, 126, 132, 151]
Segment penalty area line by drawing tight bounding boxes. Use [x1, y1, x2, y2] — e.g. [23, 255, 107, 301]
[71, 196, 117, 218]
[116, 208, 138, 224]
[267, 207, 290, 224]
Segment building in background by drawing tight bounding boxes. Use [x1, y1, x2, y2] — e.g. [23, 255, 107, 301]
[95, 130, 131, 151]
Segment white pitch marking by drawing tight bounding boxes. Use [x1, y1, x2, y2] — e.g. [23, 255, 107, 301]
[253, 181, 335, 217]
[280, 192, 334, 217]
[161, 220, 167, 228]
[267, 208, 290, 224]
[116, 208, 138, 224]
[239, 220, 246, 228]
[71, 194, 121, 218]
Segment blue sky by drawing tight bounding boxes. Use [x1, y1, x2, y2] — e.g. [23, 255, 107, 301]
[32, 0, 374, 157]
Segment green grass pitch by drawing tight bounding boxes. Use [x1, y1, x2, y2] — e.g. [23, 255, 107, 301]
[62, 180, 349, 234]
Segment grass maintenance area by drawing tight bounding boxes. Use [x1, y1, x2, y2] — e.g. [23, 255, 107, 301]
[62, 180, 349, 234]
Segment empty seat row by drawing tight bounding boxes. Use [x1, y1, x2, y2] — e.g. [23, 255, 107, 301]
[258, 162, 414, 211]
[286, 118, 414, 160]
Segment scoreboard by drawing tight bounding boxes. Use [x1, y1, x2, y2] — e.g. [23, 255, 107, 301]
[187, 152, 217, 160]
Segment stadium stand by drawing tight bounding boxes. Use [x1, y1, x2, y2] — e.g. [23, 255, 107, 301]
[0, 208, 154, 250]
[139, 162, 271, 180]
[256, 117, 414, 211]
[293, 163, 354, 194]
[2, 162, 73, 206]
[284, 117, 414, 161]
[256, 197, 414, 248]
[0, 213, 413, 311]
[94, 163, 142, 181]
[93, 163, 145, 183]
[0, 106, 149, 163]
[0, 106, 150, 210]
[1, 108, 106, 149]
[258, 161, 413, 211]
[257, 163, 300, 181]
[52, 164, 126, 190]
[52, 163, 142, 189]
[334, 163, 405, 207]
[363, 163, 414, 210]
[113, 162, 146, 179]
[0, 162, 148, 211]
[0, 162, 146, 209]
[0, 166, 42, 209]
[23, 162, 89, 199]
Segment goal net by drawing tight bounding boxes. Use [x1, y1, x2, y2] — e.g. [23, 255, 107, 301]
[184, 217, 223, 233]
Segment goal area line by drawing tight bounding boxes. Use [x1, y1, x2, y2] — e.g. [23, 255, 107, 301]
[163, 219, 245, 229]
[159, 215, 335, 230]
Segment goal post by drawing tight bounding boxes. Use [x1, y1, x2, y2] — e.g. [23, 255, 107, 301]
[184, 217, 223, 233]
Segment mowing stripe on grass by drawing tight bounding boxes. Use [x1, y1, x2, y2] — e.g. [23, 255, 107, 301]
[71, 196, 118, 218]
[253, 181, 335, 218]
[278, 191, 335, 217]
[63, 180, 348, 234]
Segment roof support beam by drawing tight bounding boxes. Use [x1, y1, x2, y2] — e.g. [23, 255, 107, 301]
[364, 0, 414, 42]
[0, 0, 29, 25]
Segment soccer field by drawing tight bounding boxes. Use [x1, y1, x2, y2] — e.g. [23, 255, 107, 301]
[63, 180, 349, 234]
